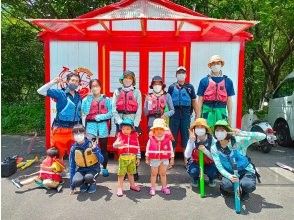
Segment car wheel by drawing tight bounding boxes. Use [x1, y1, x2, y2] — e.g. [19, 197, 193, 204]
[274, 120, 292, 147]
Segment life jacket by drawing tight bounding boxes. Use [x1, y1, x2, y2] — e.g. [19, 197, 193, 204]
[203, 75, 228, 103]
[86, 96, 108, 121]
[116, 88, 138, 114]
[191, 134, 214, 165]
[115, 131, 140, 156]
[170, 83, 191, 107]
[216, 138, 250, 174]
[147, 93, 167, 117]
[147, 134, 173, 160]
[39, 156, 64, 182]
[54, 92, 82, 126]
[74, 142, 99, 167]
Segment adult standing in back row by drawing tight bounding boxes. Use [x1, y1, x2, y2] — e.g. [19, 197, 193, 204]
[168, 66, 197, 164]
[196, 55, 235, 127]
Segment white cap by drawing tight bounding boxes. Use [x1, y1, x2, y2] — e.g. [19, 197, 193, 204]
[176, 66, 186, 72]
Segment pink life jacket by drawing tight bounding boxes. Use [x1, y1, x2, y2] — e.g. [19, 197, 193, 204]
[86, 96, 108, 121]
[203, 76, 228, 103]
[147, 134, 173, 160]
[147, 93, 166, 117]
[39, 156, 63, 182]
[116, 88, 138, 114]
[115, 131, 140, 156]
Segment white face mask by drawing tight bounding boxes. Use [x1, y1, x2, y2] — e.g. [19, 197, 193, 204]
[177, 73, 186, 81]
[211, 64, 222, 73]
[153, 85, 162, 94]
[215, 131, 227, 141]
[74, 134, 85, 143]
[195, 128, 206, 136]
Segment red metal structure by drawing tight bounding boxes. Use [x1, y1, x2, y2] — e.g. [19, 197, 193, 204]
[29, 0, 257, 151]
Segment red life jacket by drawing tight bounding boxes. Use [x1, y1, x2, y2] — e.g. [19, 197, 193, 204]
[191, 135, 214, 165]
[86, 96, 108, 121]
[147, 93, 166, 117]
[39, 156, 64, 182]
[203, 76, 228, 103]
[115, 131, 140, 156]
[116, 88, 138, 114]
[147, 134, 173, 160]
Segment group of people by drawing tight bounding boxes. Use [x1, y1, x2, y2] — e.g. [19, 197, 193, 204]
[12, 55, 266, 202]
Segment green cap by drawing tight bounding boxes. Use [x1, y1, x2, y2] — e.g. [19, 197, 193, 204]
[213, 120, 232, 132]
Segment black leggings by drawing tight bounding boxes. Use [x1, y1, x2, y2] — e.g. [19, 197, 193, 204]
[99, 137, 108, 169]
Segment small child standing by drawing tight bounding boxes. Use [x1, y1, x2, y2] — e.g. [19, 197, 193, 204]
[12, 147, 64, 192]
[145, 118, 174, 196]
[113, 118, 141, 197]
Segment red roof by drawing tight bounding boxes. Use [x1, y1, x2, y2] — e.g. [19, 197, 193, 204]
[28, 0, 258, 38]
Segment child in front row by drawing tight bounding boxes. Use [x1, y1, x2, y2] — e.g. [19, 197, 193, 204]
[113, 118, 141, 197]
[145, 118, 174, 196]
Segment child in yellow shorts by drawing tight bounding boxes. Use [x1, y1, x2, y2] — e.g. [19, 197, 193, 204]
[113, 118, 141, 197]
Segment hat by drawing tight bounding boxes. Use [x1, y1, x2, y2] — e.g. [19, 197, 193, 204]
[150, 118, 169, 130]
[213, 120, 232, 132]
[176, 66, 186, 74]
[120, 118, 134, 128]
[190, 118, 211, 134]
[149, 75, 166, 89]
[208, 55, 224, 67]
[119, 70, 136, 86]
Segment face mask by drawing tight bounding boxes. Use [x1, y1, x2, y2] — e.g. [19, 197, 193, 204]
[123, 79, 133, 87]
[215, 131, 227, 141]
[92, 87, 101, 95]
[195, 128, 206, 136]
[177, 74, 186, 81]
[211, 64, 222, 73]
[74, 134, 84, 143]
[68, 83, 78, 91]
[153, 85, 162, 94]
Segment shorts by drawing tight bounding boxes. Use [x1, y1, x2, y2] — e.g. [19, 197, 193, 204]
[118, 154, 137, 176]
[150, 159, 169, 168]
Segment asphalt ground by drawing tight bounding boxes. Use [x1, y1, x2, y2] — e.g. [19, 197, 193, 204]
[1, 135, 294, 220]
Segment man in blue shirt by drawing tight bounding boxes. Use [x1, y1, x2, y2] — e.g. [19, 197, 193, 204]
[168, 66, 197, 165]
[37, 72, 82, 158]
[196, 55, 235, 127]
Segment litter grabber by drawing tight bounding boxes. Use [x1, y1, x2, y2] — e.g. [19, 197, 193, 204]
[199, 151, 205, 198]
[232, 157, 241, 214]
[276, 162, 294, 173]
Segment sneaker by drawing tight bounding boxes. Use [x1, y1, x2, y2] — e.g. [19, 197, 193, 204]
[241, 192, 250, 201]
[87, 184, 96, 194]
[191, 179, 198, 188]
[11, 179, 23, 189]
[149, 187, 156, 196]
[80, 183, 89, 193]
[130, 185, 141, 192]
[56, 184, 63, 193]
[117, 188, 123, 197]
[134, 172, 139, 181]
[161, 186, 171, 195]
[102, 168, 109, 177]
[208, 180, 216, 187]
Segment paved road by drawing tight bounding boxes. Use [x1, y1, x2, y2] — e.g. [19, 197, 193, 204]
[1, 135, 294, 220]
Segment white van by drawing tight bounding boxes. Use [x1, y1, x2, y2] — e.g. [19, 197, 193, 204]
[267, 72, 294, 147]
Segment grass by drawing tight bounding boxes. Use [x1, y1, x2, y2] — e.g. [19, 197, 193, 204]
[1, 101, 45, 135]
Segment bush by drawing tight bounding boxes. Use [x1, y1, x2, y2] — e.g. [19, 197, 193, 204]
[1, 100, 45, 135]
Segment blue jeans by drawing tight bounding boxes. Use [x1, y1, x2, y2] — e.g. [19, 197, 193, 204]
[169, 107, 191, 149]
[220, 172, 256, 193]
[71, 170, 98, 189]
[187, 161, 218, 182]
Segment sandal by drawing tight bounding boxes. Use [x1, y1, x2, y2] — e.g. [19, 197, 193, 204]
[117, 188, 123, 197]
[161, 186, 171, 195]
[130, 185, 141, 192]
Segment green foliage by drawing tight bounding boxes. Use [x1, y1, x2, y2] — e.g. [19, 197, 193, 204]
[1, 101, 45, 135]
